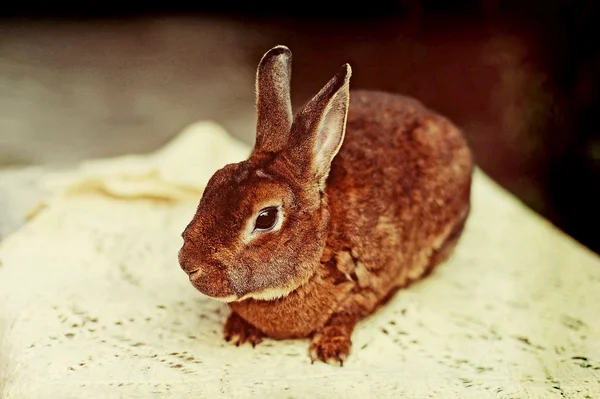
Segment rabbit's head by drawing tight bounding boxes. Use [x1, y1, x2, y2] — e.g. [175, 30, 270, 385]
[179, 46, 352, 302]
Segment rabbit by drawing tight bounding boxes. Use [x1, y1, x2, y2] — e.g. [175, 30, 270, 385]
[178, 45, 474, 365]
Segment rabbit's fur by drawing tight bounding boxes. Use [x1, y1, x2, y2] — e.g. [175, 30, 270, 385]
[179, 45, 473, 364]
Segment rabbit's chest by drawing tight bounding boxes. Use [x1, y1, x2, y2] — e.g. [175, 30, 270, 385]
[229, 271, 352, 339]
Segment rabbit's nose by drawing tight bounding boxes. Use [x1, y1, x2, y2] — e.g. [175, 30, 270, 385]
[178, 242, 201, 275]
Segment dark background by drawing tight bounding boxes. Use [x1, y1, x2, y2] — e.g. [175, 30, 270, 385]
[0, 1, 598, 253]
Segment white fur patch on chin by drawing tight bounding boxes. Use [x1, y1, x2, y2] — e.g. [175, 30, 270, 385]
[223, 270, 317, 303]
[209, 294, 239, 303]
[234, 286, 294, 302]
[204, 287, 292, 303]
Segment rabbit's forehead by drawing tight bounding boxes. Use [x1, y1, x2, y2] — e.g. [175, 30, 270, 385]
[201, 163, 292, 215]
[237, 180, 293, 217]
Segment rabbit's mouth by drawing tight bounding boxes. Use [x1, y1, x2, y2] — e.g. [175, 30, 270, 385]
[188, 268, 239, 302]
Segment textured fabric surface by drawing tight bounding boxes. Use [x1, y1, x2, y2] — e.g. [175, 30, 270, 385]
[1, 122, 599, 398]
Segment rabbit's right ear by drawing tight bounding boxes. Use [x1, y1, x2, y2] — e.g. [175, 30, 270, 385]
[285, 64, 351, 190]
[254, 45, 293, 154]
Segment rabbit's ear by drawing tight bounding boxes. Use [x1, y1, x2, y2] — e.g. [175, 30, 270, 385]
[254, 45, 293, 153]
[287, 64, 352, 189]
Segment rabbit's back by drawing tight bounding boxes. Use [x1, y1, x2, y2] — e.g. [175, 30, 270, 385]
[325, 90, 473, 304]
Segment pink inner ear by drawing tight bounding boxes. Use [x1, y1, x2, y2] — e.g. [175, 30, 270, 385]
[312, 98, 348, 174]
[316, 126, 329, 151]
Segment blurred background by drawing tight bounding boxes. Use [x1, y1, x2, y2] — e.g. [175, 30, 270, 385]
[0, 1, 598, 254]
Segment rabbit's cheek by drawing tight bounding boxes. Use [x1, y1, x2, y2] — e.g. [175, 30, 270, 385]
[226, 263, 253, 298]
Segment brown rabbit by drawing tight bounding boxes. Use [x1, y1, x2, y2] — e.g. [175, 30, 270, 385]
[178, 45, 474, 365]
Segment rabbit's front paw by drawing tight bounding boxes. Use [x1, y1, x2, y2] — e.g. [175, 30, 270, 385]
[224, 312, 265, 347]
[309, 324, 352, 366]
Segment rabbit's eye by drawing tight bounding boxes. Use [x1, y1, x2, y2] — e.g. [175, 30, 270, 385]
[254, 207, 278, 231]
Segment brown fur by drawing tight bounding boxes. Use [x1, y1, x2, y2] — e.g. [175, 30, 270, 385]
[178, 46, 474, 365]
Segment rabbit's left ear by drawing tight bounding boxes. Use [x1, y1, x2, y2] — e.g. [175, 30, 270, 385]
[254, 45, 293, 154]
[287, 64, 352, 190]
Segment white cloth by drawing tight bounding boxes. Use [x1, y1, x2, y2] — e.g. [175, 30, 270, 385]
[1, 122, 599, 398]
